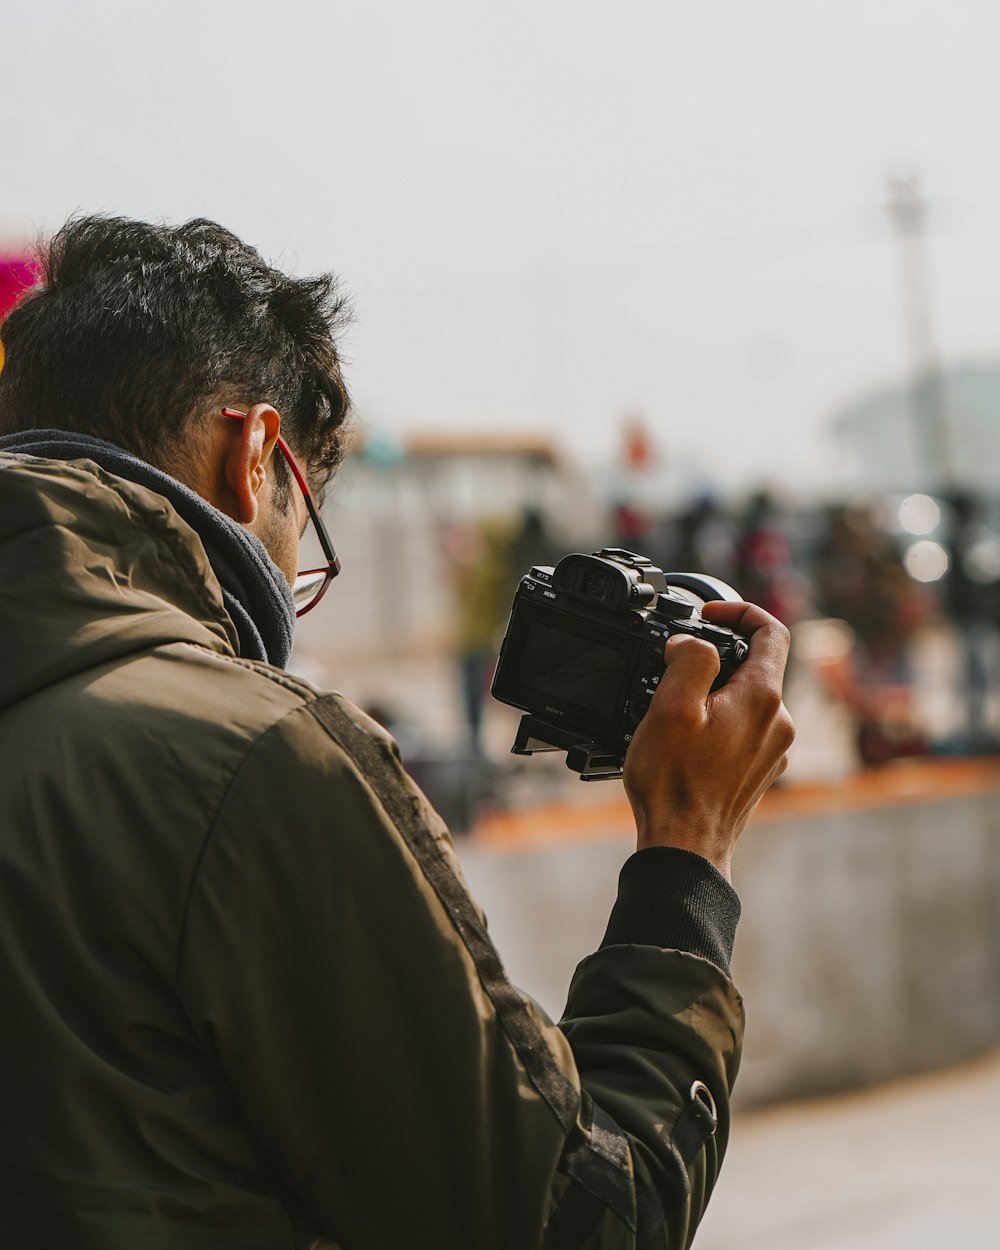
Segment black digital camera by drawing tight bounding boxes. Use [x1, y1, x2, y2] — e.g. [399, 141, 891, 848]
[490, 548, 749, 780]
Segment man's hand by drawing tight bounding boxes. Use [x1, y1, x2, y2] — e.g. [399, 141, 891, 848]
[623, 601, 795, 881]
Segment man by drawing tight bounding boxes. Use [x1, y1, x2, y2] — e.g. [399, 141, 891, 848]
[0, 215, 793, 1248]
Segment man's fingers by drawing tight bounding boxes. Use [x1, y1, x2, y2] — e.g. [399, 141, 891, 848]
[655, 634, 722, 710]
[701, 599, 791, 693]
[701, 598, 788, 643]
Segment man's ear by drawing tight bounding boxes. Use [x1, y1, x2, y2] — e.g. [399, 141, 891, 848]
[223, 403, 281, 524]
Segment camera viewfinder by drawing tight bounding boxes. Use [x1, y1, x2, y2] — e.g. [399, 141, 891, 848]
[578, 568, 613, 603]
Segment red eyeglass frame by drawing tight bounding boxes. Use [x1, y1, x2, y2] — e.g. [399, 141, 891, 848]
[222, 407, 341, 616]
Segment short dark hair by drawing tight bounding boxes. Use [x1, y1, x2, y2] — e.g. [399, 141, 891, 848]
[0, 215, 353, 494]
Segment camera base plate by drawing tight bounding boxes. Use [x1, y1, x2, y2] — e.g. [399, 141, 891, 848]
[511, 715, 624, 781]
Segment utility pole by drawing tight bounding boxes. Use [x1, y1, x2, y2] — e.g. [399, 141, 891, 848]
[885, 172, 953, 490]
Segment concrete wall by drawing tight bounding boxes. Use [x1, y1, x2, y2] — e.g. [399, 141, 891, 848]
[456, 787, 1000, 1108]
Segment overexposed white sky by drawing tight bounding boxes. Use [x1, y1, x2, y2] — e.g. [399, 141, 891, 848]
[4, 0, 1000, 493]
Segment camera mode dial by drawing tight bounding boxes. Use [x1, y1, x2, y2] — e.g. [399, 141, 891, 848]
[651, 592, 696, 621]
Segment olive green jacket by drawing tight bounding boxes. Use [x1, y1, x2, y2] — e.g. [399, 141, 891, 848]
[0, 452, 744, 1249]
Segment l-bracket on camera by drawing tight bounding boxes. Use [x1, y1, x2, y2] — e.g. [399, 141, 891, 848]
[490, 548, 749, 780]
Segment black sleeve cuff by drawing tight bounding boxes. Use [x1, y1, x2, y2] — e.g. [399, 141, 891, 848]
[599, 846, 741, 975]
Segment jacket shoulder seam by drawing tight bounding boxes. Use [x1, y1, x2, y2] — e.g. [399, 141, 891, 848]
[177, 642, 320, 700]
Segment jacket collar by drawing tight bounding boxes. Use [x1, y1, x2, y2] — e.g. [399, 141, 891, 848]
[0, 451, 274, 710]
[0, 431, 295, 668]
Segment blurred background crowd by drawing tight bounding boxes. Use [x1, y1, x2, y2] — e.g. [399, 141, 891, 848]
[279, 412, 1000, 831]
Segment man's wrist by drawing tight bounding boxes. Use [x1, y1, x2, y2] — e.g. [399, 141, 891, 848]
[634, 820, 734, 882]
[600, 846, 741, 975]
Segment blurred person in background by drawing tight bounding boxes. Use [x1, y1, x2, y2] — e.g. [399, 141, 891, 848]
[670, 494, 739, 588]
[509, 503, 559, 577]
[445, 505, 560, 758]
[611, 416, 657, 553]
[735, 490, 809, 628]
[942, 492, 1000, 754]
[612, 497, 654, 551]
[0, 214, 793, 1248]
[444, 515, 518, 757]
[812, 501, 930, 766]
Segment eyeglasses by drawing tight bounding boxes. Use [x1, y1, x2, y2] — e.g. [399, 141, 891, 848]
[222, 407, 341, 616]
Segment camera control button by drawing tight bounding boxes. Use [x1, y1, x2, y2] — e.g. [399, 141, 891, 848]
[626, 689, 656, 726]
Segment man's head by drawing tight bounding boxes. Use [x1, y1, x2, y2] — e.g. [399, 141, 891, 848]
[0, 215, 353, 581]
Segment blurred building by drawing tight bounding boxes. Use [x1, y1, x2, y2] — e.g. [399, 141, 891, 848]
[831, 361, 1000, 495]
[293, 428, 600, 674]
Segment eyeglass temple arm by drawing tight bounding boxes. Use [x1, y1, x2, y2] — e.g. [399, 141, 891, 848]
[221, 407, 340, 574]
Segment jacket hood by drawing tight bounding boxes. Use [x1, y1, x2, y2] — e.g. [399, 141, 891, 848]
[0, 452, 239, 709]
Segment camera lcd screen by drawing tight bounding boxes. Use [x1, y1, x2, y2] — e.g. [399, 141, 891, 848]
[502, 607, 634, 733]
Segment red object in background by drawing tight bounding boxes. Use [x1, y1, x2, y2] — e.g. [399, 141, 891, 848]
[613, 500, 651, 544]
[0, 258, 37, 320]
[621, 418, 655, 471]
